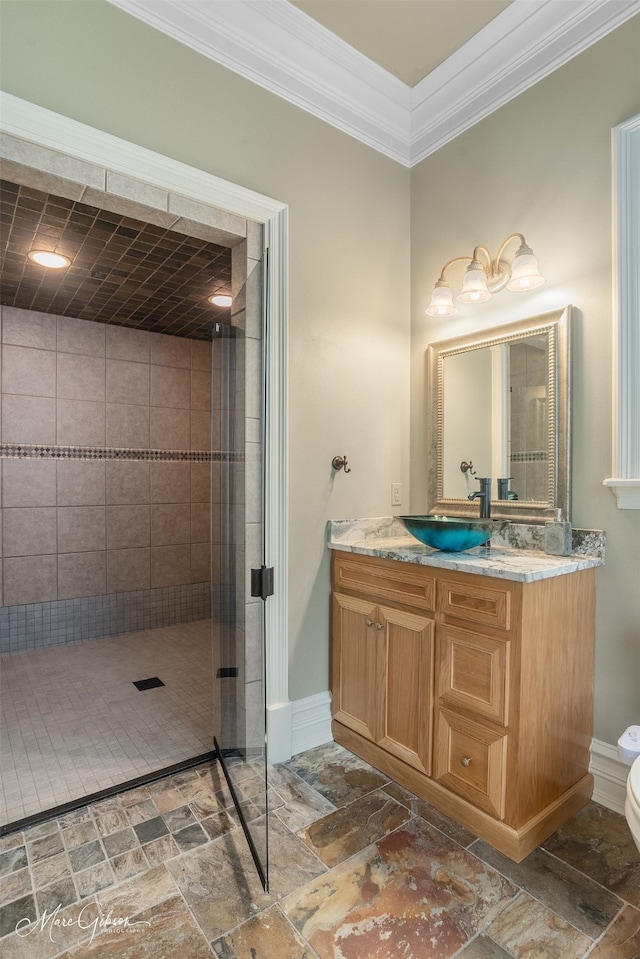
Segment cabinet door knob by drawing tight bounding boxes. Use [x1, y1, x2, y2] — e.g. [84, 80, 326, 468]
[461, 757, 472, 767]
[375, 622, 384, 630]
[365, 619, 374, 627]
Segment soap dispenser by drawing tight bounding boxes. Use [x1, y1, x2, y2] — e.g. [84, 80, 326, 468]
[544, 510, 572, 556]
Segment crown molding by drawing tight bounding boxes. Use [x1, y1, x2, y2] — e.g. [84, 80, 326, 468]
[107, 0, 640, 168]
[409, 0, 640, 164]
[107, 0, 411, 164]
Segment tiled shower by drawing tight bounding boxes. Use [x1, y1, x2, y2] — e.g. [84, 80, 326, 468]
[0, 148, 265, 841]
[0, 307, 214, 653]
[0, 306, 221, 825]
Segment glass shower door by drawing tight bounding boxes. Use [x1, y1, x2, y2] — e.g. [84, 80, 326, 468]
[211, 251, 269, 889]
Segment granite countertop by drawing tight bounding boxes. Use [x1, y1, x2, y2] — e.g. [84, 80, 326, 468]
[328, 517, 605, 584]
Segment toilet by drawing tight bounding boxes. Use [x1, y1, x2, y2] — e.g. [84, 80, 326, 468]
[625, 755, 640, 852]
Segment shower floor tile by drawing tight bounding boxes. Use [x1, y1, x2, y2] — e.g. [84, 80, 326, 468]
[0, 620, 214, 827]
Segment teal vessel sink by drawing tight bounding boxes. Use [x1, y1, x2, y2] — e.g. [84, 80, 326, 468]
[399, 515, 508, 552]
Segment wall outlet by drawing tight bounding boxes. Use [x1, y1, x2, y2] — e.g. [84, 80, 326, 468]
[391, 482, 402, 506]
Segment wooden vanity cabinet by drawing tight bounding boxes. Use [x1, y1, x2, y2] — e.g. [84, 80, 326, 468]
[331, 550, 596, 862]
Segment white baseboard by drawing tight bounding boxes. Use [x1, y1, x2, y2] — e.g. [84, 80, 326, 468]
[590, 738, 632, 816]
[291, 690, 333, 757]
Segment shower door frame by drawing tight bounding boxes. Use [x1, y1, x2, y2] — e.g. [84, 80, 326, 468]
[0, 92, 291, 763]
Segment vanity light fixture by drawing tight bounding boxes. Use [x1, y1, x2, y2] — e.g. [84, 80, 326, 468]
[208, 293, 233, 307]
[27, 249, 71, 269]
[425, 233, 544, 317]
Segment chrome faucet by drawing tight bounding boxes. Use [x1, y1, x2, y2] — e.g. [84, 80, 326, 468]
[468, 477, 492, 518]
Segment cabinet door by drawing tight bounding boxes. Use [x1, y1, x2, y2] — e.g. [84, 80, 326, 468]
[332, 593, 385, 742]
[378, 605, 434, 776]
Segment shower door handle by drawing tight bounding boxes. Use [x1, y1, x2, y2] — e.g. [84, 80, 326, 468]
[251, 566, 274, 601]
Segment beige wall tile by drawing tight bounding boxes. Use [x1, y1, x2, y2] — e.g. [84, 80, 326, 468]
[3, 555, 57, 605]
[245, 453, 262, 525]
[190, 502, 211, 544]
[107, 547, 151, 593]
[1, 307, 57, 350]
[149, 333, 190, 369]
[57, 506, 105, 552]
[244, 256, 263, 341]
[210, 464, 222, 506]
[105, 462, 149, 505]
[190, 543, 211, 584]
[57, 461, 106, 506]
[149, 407, 190, 450]
[57, 316, 105, 356]
[0, 133, 106, 190]
[106, 505, 150, 549]
[105, 325, 150, 364]
[151, 504, 191, 546]
[190, 463, 211, 503]
[106, 359, 149, 406]
[106, 404, 149, 449]
[190, 370, 211, 411]
[190, 339, 212, 372]
[151, 544, 190, 588]
[57, 353, 105, 401]
[2, 460, 56, 507]
[167, 193, 246, 239]
[150, 365, 190, 409]
[0, 159, 88, 202]
[190, 411, 211, 452]
[57, 399, 105, 446]
[3, 507, 57, 556]
[58, 551, 106, 600]
[245, 602, 264, 684]
[3, 394, 56, 444]
[2, 345, 56, 396]
[150, 462, 190, 503]
[105, 171, 169, 211]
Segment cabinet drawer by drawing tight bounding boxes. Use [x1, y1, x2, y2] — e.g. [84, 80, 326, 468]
[440, 578, 511, 631]
[333, 555, 435, 612]
[438, 625, 510, 726]
[434, 708, 507, 819]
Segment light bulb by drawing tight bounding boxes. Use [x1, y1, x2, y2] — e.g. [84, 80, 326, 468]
[28, 250, 70, 269]
[208, 294, 233, 307]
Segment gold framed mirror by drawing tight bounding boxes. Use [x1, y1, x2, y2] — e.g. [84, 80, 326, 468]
[426, 306, 571, 523]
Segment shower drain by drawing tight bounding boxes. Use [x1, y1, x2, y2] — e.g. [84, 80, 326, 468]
[133, 677, 165, 691]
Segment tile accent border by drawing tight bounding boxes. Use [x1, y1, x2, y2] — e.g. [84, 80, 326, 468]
[0, 583, 212, 654]
[0, 443, 242, 463]
[510, 450, 547, 463]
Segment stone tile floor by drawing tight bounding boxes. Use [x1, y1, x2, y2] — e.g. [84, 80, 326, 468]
[0, 741, 638, 958]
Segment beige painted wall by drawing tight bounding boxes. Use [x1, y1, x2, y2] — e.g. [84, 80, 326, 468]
[410, 19, 640, 745]
[0, 1, 411, 702]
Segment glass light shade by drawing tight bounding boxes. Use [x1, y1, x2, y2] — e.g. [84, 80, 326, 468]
[457, 264, 491, 303]
[28, 250, 70, 269]
[426, 283, 456, 317]
[209, 293, 233, 307]
[507, 251, 544, 291]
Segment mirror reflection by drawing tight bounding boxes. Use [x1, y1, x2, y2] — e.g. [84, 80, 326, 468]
[427, 307, 571, 523]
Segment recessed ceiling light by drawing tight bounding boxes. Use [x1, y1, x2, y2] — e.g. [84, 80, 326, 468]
[208, 293, 232, 307]
[28, 250, 71, 269]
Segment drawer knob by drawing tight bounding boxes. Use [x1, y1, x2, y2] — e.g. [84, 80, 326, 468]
[460, 757, 472, 767]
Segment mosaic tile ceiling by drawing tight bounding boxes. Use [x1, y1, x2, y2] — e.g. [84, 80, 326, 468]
[0, 180, 233, 341]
